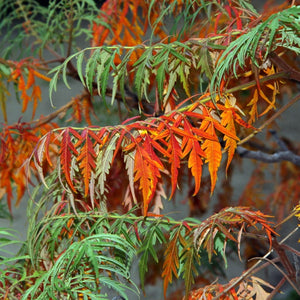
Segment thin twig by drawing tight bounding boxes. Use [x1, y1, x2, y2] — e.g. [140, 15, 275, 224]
[267, 277, 286, 300]
[212, 227, 299, 299]
[30, 100, 74, 129]
[252, 257, 300, 295]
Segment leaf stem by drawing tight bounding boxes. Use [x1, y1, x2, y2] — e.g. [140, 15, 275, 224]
[37, 211, 201, 229]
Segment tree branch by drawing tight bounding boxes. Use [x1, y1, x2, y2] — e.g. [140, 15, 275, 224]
[212, 227, 299, 300]
[236, 146, 300, 166]
[237, 129, 300, 166]
[269, 52, 300, 83]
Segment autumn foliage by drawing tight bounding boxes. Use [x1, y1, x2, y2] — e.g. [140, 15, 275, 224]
[0, 0, 300, 299]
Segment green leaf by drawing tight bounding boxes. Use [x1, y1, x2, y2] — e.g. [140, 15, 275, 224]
[101, 48, 118, 100]
[48, 64, 62, 107]
[24, 232, 137, 299]
[214, 233, 227, 268]
[169, 47, 188, 63]
[76, 51, 85, 86]
[210, 5, 300, 95]
[96, 133, 119, 195]
[96, 49, 111, 98]
[85, 48, 100, 92]
[156, 61, 167, 101]
[198, 47, 213, 80]
[180, 238, 199, 300]
[138, 221, 166, 290]
[133, 47, 153, 100]
[111, 48, 134, 105]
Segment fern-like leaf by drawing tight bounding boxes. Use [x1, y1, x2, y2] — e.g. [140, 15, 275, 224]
[162, 227, 181, 298]
[60, 128, 81, 192]
[210, 5, 300, 94]
[24, 233, 137, 300]
[75, 128, 98, 197]
[193, 207, 276, 263]
[201, 120, 222, 194]
[180, 236, 199, 300]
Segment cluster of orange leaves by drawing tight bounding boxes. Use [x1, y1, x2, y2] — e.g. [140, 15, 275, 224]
[91, 0, 257, 80]
[0, 0, 288, 214]
[159, 206, 276, 298]
[0, 121, 58, 211]
[187, 276, 274, 300]
[0, 59, 58, 210]
[32, 97, 254, 215]
[9, 60, 51, 119]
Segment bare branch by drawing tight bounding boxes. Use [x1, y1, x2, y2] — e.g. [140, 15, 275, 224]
[236, 146, 300, 166]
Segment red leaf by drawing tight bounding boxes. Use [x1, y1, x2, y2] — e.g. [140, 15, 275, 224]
[75, 129, 97, 196]
[168, 133, 181, 198]
[59, 128, 79, 192]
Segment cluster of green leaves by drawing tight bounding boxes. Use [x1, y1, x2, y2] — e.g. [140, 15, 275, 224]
[49, 5, 300, 109]
[0, 0, 103, 58]
[50, 42, 209, 107]
[210, 5, 300, 94]
[0, 228, 29, 299]
[0, 174, 271, 299]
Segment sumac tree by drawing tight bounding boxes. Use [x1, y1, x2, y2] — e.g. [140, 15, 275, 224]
[0, 0, 300, 299]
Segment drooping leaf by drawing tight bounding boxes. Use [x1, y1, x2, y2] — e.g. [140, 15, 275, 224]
[96, 132, 119, 195]
[59, 128, 81, 192]
[188, 142, 204, 196]
[193, 207, 276, 263]
[162, 227, 181, 298]
[168, 132, 182, 198]
[133, 136, 163, 215]
[180, 236, 199, 300]
[75, 128, 98, 197]
[138, 221, 166, 291]
[220, 106, 238, 173]
[200, 120, 222, 194]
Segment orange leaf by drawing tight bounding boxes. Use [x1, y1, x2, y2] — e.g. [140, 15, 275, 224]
[133, 136, 163, 215]
[162, 230, 180, 298]
[33, 69, 51, 82]
[168, 133, 181, 198]
[212, 119, 239, 141]
[181, 118, 206, 158]
[76, 129, 97, 196]
[201, 121, 222, 194]
[31, 85, 42, 119]
[0, 169, 13, 212]
[26, 68, 35, 89]
[60, 128, 79, 192]
[188, 142, 203, 196]
[247, 89, 259, 124]
[221, 109, 237, 173]
[231, 110, 256, 129]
